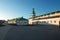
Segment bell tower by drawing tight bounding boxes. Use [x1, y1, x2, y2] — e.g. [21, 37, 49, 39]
[31, 8, 36, 18]
[29, 8, 36, 24]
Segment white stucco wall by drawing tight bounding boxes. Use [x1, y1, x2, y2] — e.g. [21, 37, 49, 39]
[29, 12, 60, 26]
[16, 20, 28, 25]
[29, 17, 60, 26]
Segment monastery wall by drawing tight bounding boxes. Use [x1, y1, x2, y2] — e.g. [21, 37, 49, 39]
[32, 17, 60, 25]
[29, 12, 60, 26]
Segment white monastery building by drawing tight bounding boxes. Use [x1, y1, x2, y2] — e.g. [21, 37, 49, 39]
[29, 8, 60, 26]
[16, 17, 28, 25]
[7, 17, 28, 25]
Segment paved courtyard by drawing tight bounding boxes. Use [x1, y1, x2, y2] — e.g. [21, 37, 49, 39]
[0, 25, 60, 40]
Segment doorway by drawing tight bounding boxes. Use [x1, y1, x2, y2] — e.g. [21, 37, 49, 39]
[59, 21, 60, 27]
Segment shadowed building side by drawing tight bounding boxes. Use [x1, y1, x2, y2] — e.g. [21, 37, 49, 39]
[0, 20, 5, 25]
[7, 17, 28, 25]
[16, 17, 28, 25]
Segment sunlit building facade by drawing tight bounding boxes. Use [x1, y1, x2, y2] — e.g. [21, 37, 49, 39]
[7, 19, 16, 25]
[29, 8, 60, 26]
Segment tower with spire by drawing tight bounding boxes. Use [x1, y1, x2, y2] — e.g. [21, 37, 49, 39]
[31, 8, 36, 18]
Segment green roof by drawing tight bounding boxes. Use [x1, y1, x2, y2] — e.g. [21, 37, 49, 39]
[35, 10, 60, 17]
[16, 17, 28, 21]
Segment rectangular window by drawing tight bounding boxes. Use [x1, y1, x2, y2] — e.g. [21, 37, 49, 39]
[54, 21, 56, 23]
[50, 21, 52, 23]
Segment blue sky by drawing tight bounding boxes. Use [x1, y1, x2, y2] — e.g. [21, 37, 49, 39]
[0, 0, 60, 20]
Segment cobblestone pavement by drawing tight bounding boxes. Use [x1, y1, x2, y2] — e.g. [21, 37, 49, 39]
[0, 25, 60, 40]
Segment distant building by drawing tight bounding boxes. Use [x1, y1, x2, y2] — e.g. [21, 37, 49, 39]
[0, 20, 5, 25]
[16, 17, 28, 25]
[7, 19, 16, 25]
[29, 8, 60, 26]
[7, 17, 28, 25]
